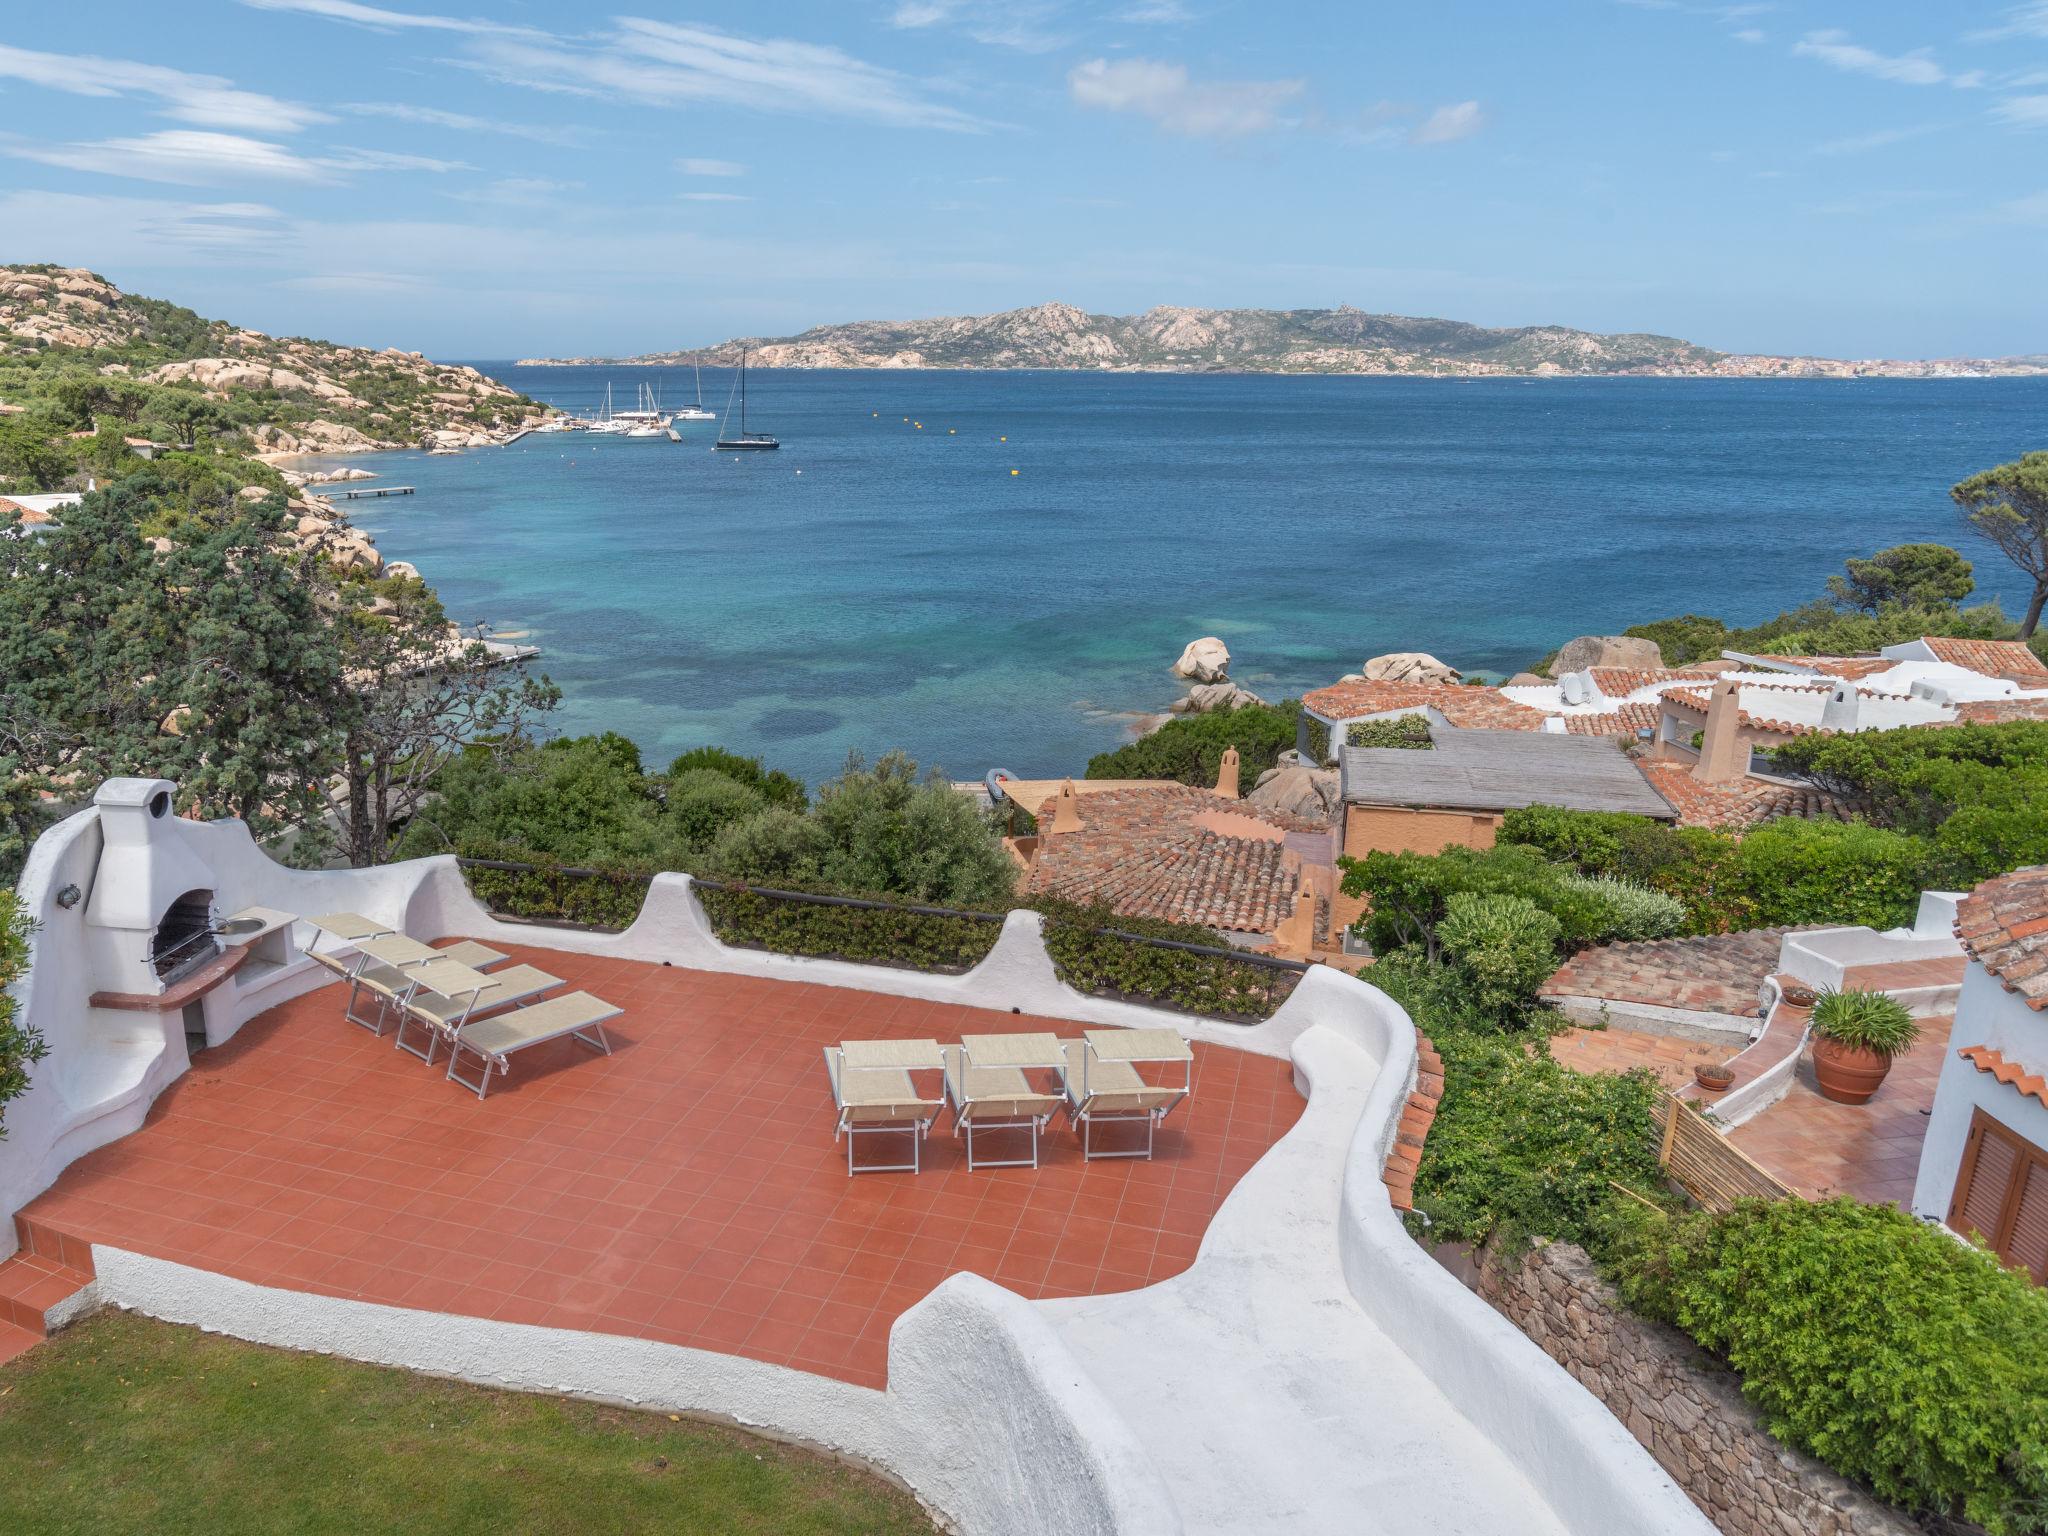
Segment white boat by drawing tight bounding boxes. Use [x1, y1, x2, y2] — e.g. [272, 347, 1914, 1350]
[672, 357, 716, 422]
[615, 382, 674, 438]
[584, 383, 630, 435]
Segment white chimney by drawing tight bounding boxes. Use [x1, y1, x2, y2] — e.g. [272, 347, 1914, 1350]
[1819, 682, 1861, 733]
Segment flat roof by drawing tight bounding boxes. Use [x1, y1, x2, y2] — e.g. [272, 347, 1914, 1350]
[1340, 727, 1676, 818]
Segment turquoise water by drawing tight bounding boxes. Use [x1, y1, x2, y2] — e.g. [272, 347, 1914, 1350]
[318, 369, 2047, 787]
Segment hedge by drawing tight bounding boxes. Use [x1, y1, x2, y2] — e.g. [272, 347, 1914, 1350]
[1031, 898, 1302, 1022]
[0, 891, 44, 1138]
[450, 856, 1301, 1021]
[1616, 1199, 2048, 1534]
[695, 884, 1003, 973]
[456, 840, 657, 929]
[1084, 700, 1301, 791]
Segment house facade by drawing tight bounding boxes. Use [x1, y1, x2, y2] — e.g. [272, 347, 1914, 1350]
[1912, 865, 2048, 1282]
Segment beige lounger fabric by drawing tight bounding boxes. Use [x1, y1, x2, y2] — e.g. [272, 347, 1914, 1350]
[945, 1048, 1061, 1120]
[1084, 1027, 1195, 1064]
[840, 1038, 944, 1070]
[404, 963, 559, 1025]
[436, 939, 508, 970]
[307, 912, 392, 943]
[456, 991, 619, 1057]
[354, 933, 443, 969]
[1061, 1041, 1186, 1114]
[838, 1065, 943, 1123]
[960, 1031, 1064, 1069]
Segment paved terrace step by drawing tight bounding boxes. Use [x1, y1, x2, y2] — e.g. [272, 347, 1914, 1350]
[1840, 956, 1966, 1015]
[0, 1218, 95, 1361]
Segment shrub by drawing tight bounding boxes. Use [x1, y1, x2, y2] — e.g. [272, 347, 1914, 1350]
[695, 884, 1003, 972]
[703, 807, 829, 885]
[666, 746, 807, 811]
[1030, 897, 1300, 1021]
[1556, 873, 1686, 942]
[1347, 715, 1432, 749]
[807, 751, 1017, 908]
[1371, 953, 1673, 1247]
[395, 735, 684, 867]
[1436, 892, 1561, 1022]
[454, 839, 658, 929]
[1623, 613, 1729, 666]
[1736, 818, 1927, 929]
[0, 891, 44, 1138]
[1085, 700, 1300, 788]
[1809, 988, 1921, 1054]
[666, 768, 766, 849]
[1616, 1199, 2048, 1533]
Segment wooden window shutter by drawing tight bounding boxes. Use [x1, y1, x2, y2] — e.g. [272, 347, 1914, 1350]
[2010, 1159, 2048, 1285]
[1952, 1115, 2021, 1241]
[1949, 1109, 2048, 1283]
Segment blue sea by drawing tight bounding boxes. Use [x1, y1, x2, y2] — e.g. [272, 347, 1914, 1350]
[308, 369, 2048, 788]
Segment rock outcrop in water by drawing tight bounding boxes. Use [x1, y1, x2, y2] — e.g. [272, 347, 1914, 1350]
[1173, 637, 1231, 683]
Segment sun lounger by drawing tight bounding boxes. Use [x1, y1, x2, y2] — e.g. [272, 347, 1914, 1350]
[302, 911, 396, 980]
[435, 939, 508, 970]
[443, 990, 620, 1100]
[1060, 1029, 1194, 1161]
[333, 933, 449, 1033]
[944, 1033, 1066, 1170]
[824, 1039, 946, 1174]
[392, 962, 563, 1064]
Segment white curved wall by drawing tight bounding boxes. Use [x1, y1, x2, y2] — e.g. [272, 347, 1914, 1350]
[6, 805, 1699, 1535]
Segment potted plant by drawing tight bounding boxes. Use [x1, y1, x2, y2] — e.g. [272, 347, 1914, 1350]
[1694, 1062, 1735, 1093]
[1808, 988, 1921, 1105]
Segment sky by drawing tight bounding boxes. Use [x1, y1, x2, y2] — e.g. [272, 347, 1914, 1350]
[0, 2, 2045, 360]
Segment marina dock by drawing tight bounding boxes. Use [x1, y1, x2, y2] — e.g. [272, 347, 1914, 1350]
[340, 484, 415, 500]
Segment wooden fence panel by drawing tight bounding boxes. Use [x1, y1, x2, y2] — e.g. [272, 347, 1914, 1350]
[1653, 1092, 1797, 1212]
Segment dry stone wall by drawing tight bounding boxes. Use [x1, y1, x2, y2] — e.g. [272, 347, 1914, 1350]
[1472, 1239, 1953, 1536]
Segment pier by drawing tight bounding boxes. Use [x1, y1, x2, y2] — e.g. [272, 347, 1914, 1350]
[339, 484, 415, 500]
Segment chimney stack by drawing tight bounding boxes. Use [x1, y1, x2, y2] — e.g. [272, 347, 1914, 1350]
[1215, 746, 1241, 799]
[1050, 779, 1085, 835]
[1692, 678, 1749, 783]
[1819, 681, 1861, 733]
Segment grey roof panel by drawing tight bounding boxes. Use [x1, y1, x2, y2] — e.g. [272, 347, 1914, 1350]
[1339, 728, 1677, 818]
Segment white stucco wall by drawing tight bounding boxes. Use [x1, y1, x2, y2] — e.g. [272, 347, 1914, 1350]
[1912, 963, 2048, 1224]
[6, 803, 1702, 1535]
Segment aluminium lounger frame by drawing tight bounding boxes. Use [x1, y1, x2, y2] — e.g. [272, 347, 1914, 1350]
[1061, 1030, 1194, 1162]
[391, 961, 561, 1066]
[443, 991, 621, 1100]
[944, 1036, 1065, 1171]
[825, 1040, 946, 1175]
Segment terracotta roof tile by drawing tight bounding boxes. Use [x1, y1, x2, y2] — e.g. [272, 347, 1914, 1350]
[1954, 865, 2048, 1010]
[1921, 637, 2048, 683]
[1026, 784, 1309, 933]
[1952, 697, 2048, 726]
[1539, 927, 1807, 1016]
[1773, 655, 1898, 681]
[1563, 702, 1663, 737]
[1662, 684, 1826, 737]
[1584, 666, 1722, 696]
[1634, 759, 1865, 830]
[1956, 1044, 2048, 1108]
[1301, 679, 1549, 732]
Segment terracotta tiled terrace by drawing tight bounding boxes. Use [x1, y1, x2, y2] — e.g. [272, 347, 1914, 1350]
[1730, 1014, 1952, 1206]
[20, 944, 1301, 1388]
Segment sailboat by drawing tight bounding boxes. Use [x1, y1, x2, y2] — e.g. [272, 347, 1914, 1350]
[713, 349, 779, 451]
[672, 356, 716, 422]
[619, 382, 669, 437]
[585, 382, 629, 435]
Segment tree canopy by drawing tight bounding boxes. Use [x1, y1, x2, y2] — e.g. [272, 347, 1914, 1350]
[1953, 451, 2048, 636]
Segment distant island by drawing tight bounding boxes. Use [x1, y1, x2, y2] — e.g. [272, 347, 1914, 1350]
[518, 301, 2048, 379]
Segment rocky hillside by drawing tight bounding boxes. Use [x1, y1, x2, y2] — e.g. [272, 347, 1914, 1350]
[0, 265, 544, 456]
[531, 301, 1719, 375]
[529, 300, 2047, 378]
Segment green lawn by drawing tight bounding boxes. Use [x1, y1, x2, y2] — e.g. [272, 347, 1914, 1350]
[0, 1310, 935, 1536]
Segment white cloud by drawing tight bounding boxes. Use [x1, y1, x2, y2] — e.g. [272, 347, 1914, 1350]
[275, 271, 432, 292]
[0, 190, 297, 265]
[7, 130, 337, 186]
[1791, 30, 1979, 89]
[885, 0, 1070, 51]
[1733, 28, 1764, 44]
[446, 176, 579, 205]
[677, 157, 747, 176]
[1814, 124, 1938, 155]
[1409, 100, 1486, 146]
[1067, 57, 1303, 137]
[1969, 4, 2048, 42]
[0, 43, 328, 132]
[464, 20, 991, 132]
[1992, 95, 2048, 128]
[340, 101, 578, 144]
[1120, 1, 1195, 20]
[1994, 189, 2048, 224]
[237, 0, 533, 35]
[680, 191, 751, 202]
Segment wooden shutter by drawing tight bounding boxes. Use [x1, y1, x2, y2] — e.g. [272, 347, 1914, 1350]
[1949, 1109, 2048, 1284]
[2011, 1160, 2048, 1285]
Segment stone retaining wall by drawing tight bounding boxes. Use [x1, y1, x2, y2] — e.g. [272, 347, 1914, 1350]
[1471, 1239, 1945, 1536]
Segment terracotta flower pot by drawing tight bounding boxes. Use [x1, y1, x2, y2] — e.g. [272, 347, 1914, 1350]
[1781, 984, 1819, 1009]
[1811, 1036, 1892, 1105]
[1694, 1064, 1734, 1093]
